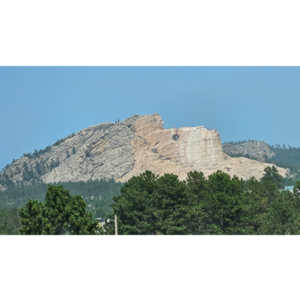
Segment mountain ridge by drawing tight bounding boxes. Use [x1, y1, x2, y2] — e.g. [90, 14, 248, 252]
[223, 140, 275, 162]
[0, 114, 288, 191]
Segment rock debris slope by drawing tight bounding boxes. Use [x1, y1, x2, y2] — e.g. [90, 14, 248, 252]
[0, 114, 287, 190]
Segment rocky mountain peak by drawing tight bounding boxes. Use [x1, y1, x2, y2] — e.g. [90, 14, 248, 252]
[0, 114, 288, 190]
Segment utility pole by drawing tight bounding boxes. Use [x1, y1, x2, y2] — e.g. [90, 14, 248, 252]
[114, 214, 118, 235]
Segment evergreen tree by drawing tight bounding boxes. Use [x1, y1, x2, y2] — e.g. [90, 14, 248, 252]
[19, 185, 99, 235]
[199, 171, 251, 234]
[258, 191, 300, 234]
[19, 200, 44, 234]
[107, 171, 205, 234]
[261, 166, 284, 190]
[0, 208, 21, 234]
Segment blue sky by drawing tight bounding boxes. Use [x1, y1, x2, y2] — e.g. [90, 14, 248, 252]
[1, 66, 300, 170]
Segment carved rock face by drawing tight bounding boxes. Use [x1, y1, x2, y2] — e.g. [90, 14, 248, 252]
[120, 114, 287, 181]
[0, 113, 288, 187]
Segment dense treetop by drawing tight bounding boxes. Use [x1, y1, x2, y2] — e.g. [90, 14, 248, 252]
[19, 185, 100, 235]
[104, 167, 300, 235]
[1, 167, 300, 235]
[0, 179, 122, 218]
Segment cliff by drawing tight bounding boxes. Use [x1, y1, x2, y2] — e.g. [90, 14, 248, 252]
[0, 114, 288, 189]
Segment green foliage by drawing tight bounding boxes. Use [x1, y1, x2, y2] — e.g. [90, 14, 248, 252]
[224, 139, 260, 145]
[0, 179, 121, 218]
[0, 179, 121, 234]
[269, 144, 300, 170]
[267, 145, 300, 185]
[19, 200, 44, 234]
[105, 167, 300, 235]
[21, 133, 76, 159]
[258, 191, 300, 234]
[0, 173, 15, 188]
[105, 171, 205, 234]
[199, 172, 250, 234]
[19, 185, 99, 235]
[2, 166, 300, 235]
[260, 166, 285, 197]
[224, 141, 300, 184]
[0, 208, 20, 234]
[24, 146, 52, 159]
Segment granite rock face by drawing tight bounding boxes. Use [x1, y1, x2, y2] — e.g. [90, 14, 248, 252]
[0, 114, 288, 190]
[223, 140, 275, 162]
[121, 114, 287, 181]
[0, 116, 138, 187]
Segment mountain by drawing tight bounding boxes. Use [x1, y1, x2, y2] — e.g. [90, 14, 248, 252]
[0, 114, 288, 191]
[223, 140, 275, 162]
[223, 140, 300, 184]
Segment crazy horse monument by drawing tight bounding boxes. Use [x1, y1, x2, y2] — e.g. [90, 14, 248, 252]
[0, 113, 287, 190]
[118, 114, 287, 181]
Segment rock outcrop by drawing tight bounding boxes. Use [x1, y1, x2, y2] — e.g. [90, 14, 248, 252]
[0, 114, 288, 190]
[121, 114, 287, 181]
[223, 140, 275, 162]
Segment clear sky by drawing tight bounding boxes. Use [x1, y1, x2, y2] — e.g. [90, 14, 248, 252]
[1, 66, 300, 170]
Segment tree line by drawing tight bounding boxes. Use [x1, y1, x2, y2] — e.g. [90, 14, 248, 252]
[223, 140, 300, 185]
[0, 179, 122, 216]
[13, 166, 300, 235]
[104, 167, 300, 234]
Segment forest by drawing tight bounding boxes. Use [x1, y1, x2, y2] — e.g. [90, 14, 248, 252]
[267, 145, 300, 184]
[103, 167, 300, 234]
[0, 179, 122, 234]
[3, 166, 300, 235]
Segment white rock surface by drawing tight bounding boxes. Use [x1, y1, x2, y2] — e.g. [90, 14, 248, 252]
[0, 113, 288, 189]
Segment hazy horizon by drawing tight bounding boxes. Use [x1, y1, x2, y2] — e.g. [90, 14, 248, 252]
[1, 66, 300, 170]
